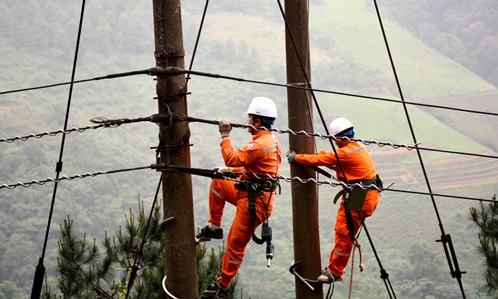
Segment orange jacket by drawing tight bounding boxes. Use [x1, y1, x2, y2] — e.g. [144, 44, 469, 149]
[220, 130, 282, 177]
[295, 141, 376, 182]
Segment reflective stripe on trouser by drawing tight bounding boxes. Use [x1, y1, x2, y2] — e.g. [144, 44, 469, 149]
[328, 189, 379, 277]
[216, 187, 274, 287]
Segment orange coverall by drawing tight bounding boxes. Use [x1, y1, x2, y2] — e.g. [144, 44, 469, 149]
[208, 130, 282, 288]
[295, 141, 379, 278]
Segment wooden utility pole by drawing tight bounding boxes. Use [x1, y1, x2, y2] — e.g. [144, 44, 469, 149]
[284, 0, 323, 298]
[152, 0, 198, 298]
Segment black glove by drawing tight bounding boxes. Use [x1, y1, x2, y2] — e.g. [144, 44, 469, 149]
[286, 149, 297, 164]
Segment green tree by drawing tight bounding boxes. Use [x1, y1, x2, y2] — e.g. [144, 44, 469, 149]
[470, 196, 498, 296]
[43, 199, 239, 298]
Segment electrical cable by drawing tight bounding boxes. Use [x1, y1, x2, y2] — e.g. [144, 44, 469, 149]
[372, 0, 467, 297]
[0, 124, 109, 143]
[2, 164, 495, 203]
[3, 116, 498, 162]
[92, 113, 498, 161]
[30, 1, 86, 299]
[3, 67, 497, 119]
[0, 166, 151, 190]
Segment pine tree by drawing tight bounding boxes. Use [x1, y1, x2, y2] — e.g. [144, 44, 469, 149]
[43, 199, 239, 298]
[470, 195, 498, 295]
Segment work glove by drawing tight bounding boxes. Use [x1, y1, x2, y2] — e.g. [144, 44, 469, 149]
[286, 149, 297, 164]
[213, 167, 232, 173]
[218, 119, 232, 138]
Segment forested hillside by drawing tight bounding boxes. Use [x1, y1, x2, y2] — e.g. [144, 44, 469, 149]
[0, 0, 497, 298]
[377, 0, 498, 87]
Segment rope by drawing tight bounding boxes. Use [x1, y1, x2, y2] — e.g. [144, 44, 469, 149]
[348, 240, 364, 299]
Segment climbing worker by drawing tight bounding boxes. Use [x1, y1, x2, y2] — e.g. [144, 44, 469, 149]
[196, 97, 282, 299]
[287, 117, 380, 283]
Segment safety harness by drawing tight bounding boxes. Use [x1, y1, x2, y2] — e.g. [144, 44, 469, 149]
[234, 132, 281, 266]
[235, 178, 280, 266]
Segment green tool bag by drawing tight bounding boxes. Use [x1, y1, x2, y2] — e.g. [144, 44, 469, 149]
[333, 175, 382, 211]
[347, 186, 368, 210]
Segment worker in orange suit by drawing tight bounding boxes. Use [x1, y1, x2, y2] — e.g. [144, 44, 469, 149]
[287, 117, 380, 283]
[197, 97, 282, 299]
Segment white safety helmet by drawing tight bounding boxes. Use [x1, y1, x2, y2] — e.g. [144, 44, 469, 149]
[244, 97, 278, 118]
[329, 117, 355, 136]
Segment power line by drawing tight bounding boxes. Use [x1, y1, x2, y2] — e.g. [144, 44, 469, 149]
[91, 113, 498, 161]
[2, 66, 497, 119]
[0, 124, 109, 143]
[3, 113, 497, 163]
[3, 165, 494, 204]
[0, 166, 151, 190]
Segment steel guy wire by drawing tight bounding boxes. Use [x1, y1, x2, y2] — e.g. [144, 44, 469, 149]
[31, 2, 87, 298]
[372, 0, 466, 297]
[185, 0, 210, 84]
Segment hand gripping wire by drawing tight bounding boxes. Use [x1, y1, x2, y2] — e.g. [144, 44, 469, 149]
[90, 112, 498, 160]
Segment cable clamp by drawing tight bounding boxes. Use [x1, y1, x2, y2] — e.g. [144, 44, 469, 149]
[154, 50, 186, 60]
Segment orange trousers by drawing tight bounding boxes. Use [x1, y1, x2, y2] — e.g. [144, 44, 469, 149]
[328, 190, 379, 277]
[207, 179, 274, 288]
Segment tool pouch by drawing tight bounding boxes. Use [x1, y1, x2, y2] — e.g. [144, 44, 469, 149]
[347, 186, 368, 210]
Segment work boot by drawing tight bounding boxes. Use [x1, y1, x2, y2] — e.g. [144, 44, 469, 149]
[316, 267, 343, 283]
[196, 225, 223, 242]
[201, 282, 229, 299]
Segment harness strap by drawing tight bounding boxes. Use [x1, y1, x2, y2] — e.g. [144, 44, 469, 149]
[343, 191, 357, 242]
[235, 180, 277, 245]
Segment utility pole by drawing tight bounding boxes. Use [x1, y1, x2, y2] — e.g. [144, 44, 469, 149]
[152, 0, 198, 298]
[284, 0, 323, 298]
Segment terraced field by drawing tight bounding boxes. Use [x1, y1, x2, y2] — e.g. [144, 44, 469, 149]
[372, 148, 498, 190]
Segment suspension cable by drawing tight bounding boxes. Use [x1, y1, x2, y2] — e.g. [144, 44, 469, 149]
[372, 0, 466, 297]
